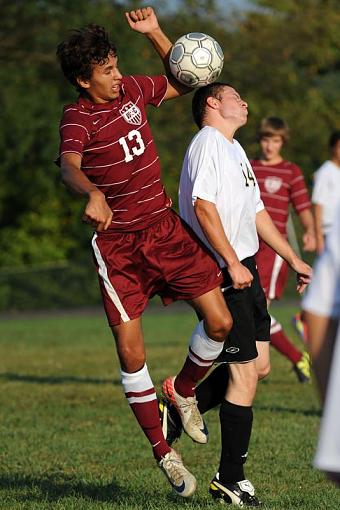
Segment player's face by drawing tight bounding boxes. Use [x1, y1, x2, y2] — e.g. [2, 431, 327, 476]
[216, 86, 248, 126]
[260, 135, 284, 161]
[79, 53, 123, 103]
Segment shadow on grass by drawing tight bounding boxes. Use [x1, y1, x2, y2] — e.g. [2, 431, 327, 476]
[0, 372, 120, 386]
[254, 403, 321, 417]
[0, 373, 180, 390]
[0, 473, 187, 506]
[0, 473, 128, 504]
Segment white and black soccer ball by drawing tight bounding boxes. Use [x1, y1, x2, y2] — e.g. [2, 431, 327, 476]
[169, 32, 224, 88]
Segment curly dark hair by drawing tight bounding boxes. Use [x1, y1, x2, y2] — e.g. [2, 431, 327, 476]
[56, 24, 117, 91]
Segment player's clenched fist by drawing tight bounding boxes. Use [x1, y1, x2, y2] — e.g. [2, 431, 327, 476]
[228, 260, 254, 290]
[83, 190, 113, 231]
[125, 7, 159, 34]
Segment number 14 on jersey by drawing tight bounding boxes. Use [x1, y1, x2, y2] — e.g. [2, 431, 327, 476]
[241, 162, 256, 187]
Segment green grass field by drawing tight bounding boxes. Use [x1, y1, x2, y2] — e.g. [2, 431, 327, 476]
[0, 303, 339, 509]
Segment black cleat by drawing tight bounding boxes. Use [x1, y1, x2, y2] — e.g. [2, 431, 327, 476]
[159, 397, 183, 446]
[209, 474, 262, 507]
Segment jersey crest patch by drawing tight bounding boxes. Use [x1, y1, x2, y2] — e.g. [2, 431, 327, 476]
[119, 101, 142, 125]
[264, 176, 282, 194]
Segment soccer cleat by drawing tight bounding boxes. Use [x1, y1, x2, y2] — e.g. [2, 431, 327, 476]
[209, 473, 261, 507]
[293, 350, 311, 383]
[158, 448, 197, 497]
[162, 376, 208, 444]
[292, 312, 308, 344]
[159, 397, 183, 446]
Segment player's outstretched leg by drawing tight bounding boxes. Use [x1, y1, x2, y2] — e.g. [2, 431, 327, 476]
[121, 365, 196, 497]
[158, 448, 197, 497]
[162, 303, 231, 442]
[114, 318, 197, 498]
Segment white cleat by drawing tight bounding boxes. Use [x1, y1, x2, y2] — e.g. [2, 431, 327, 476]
[158, 448, 197, 498]
[162, 376, 208, 444]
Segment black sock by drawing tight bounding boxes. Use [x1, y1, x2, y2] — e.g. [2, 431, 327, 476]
[196, 364, 229, 414]
[218, 400, 253, 484]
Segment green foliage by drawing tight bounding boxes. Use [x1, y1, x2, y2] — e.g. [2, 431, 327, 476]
[0, 257, 100, 311]
[1, 0, 339, 309]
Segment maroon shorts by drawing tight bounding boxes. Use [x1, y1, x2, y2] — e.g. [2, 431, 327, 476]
[255, 243, 289, 300]
[91, 210, 222, 326]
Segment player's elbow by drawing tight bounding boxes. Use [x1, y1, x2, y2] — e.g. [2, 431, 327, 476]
[194, 199, 211, 224]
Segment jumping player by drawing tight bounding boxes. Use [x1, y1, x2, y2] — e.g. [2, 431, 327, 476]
[161, 84, 312, 506]
[251, 117, 316, 382]
[56, 7, 233, 498]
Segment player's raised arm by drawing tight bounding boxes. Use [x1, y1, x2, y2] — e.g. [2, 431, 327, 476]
[125, 6, 191, 99]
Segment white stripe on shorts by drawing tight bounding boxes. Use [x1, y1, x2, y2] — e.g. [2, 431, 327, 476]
[268, 254, 284, 300]
[92, 233, 130, 322]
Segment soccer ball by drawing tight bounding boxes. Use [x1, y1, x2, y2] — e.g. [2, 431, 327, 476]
[169, 32, 224, 88]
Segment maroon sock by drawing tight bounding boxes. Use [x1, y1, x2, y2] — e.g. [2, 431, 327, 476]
[121, 365, 170, 461]
[270, 330, 302, 364]
[174, 321, 224, 398]
[129, 399, 171, 460]
[174, 355, 213, 398]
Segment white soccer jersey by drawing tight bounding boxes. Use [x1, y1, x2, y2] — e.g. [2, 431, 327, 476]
[303, 209, 340, 473]
[312, 161, 340, 235]
[179, 126, 264, 267]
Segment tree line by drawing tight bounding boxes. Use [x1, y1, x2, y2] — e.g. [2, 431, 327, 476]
[0, 0, 339, 308]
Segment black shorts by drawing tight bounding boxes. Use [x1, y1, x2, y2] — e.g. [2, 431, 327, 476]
[216, 256, 270, 364]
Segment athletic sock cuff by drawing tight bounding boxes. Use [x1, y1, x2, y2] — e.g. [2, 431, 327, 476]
[220, 400, 253, 421]
[189, 320, 224, 364]
[121, 364, 156, 404]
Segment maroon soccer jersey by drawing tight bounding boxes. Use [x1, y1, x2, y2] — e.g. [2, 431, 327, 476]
[251, 159, 311, 237]
[58, 75, 171, 231]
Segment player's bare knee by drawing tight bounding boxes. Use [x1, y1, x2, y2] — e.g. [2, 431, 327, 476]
[206, 314, 233, 341]
[221, 313, 233, 336]
[117, 346, 145, 373]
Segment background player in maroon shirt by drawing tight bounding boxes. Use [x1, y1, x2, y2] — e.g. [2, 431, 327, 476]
[251, 117, 316, 382]
[56, 7, 233, 498]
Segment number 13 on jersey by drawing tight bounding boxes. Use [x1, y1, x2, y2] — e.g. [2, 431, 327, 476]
[119, 129, 145, 163]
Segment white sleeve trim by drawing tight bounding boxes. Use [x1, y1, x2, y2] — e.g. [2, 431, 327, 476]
[192, 191, 217, 206]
